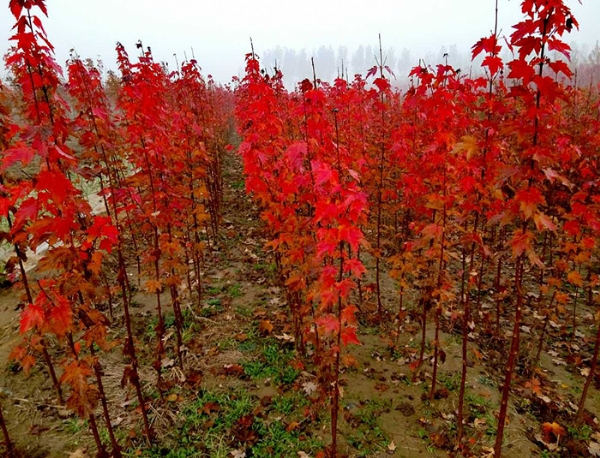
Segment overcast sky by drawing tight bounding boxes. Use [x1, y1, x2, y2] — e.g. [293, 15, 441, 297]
[2, 0, 599, 83]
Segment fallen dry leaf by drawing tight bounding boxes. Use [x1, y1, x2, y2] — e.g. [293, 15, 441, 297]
[581, 367, 591, 377]
[302, 381, 317, 396]
[589, 441, 600, 457]
[286, 421, 300, 432]
[258, 320, 274, 335]
[473, 418, 487, 429]
[274, 333, 294, 342]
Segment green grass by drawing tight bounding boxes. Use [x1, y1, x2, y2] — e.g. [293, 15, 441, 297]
[439, 372, 461, 391]
[242, 342, 300, 385]
[568, 423, 593, 441]
[344, 399, 390, 457]
[228, 283, 242, 298]
[132, 387, 322, 457]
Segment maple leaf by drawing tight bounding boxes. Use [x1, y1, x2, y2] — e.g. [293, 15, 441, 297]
[373, 77, 390, 92]
[541, 421, 566, 442]
[20, 354, 37, 375]
[515, 187, 545, 220]
[338, 226, 363, 251]
[201, 401, 220, 415]
[49, 296, 73, 337]
[342, 354, 359, 369]
[61, 360, 99, 418]
[302, 381, 318, 396]
[547, 60, 572, 78]
[36, 169, 76, 204]
[315, 314, 339, 335]
[510, 230, 534, 259]
[343, 258, 366, 278]
[258, 320, 274, 335]
[533, 213, 557, 232]
[9, 0, 23, 19]
[472, 35, 500, 59]
[341, 326, 361, 346]
[567, 271, 583, 287]
[145, 279, 162, 293]
[12, 197, 38, 231]
[335, 278, 355, 300]
[482, 55, 503, 75]
[340, 305, 358, 326]
[507, 58, 536, 82]
[563, 220, 580, 237]
[88, 251, 103, 277]
[1, 146, 35, 170]
[300, 79, 313, 93]
[310, 160, 333, 187]
[20, 304, 45, 333]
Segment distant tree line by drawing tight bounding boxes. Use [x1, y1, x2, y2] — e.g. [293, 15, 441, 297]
[261, 41, 600, 89]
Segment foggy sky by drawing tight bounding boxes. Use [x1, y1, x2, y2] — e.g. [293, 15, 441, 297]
[1, 0, 599, 84]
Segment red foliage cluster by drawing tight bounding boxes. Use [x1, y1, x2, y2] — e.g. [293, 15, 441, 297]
[1, 0, 231, 454]
[234, 1, 600, 455]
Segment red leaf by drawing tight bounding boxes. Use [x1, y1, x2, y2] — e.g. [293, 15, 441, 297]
[49, 296, 72, 337]
[533, 213, 557, 232]
[315, 314, 339, 335]
[507, 59, 536, 82]
[36, 169, 76, 204]
[510, 230, 533, 258]
[373, 77, 390, 92]
[12, 197, 38, 231]
[338, 226, 363, 251]
[1, 146, 35, 170]
[515, 187, 545, 220]
[20, 304, 45, 333]
[563, 220, 580, 237]
[9, 0, 23, 19]
[343, 258, 366, 278]
[341, 327, 361, 346]
[61, 359, 99, 418]
[482, 55, 503, 75]
[335, 278, 355, 300]
[341, 305, 358, 326]
[547, 60, 572, 78]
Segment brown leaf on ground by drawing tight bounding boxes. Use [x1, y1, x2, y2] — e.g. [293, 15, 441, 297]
[286, 421, 300, 432]
[201, 402, 221, 415]
[258, 320, 274, 335]
[541, 421, 566, 444]
[223, 364, 245, 377]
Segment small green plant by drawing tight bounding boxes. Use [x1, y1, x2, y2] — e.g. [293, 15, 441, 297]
[465, 392, 493, 411]
[568, 424, 593, 441]
[439, 372, 461, 391]
[207, 286, 223, 295]
[227, 283, 242, 298]
[63, 417, 87, 434]
[235, 305, 253, 317]
[272, 391, 308, 415]
[242, 342, 299, 385]
[201, 300, 224, 317]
